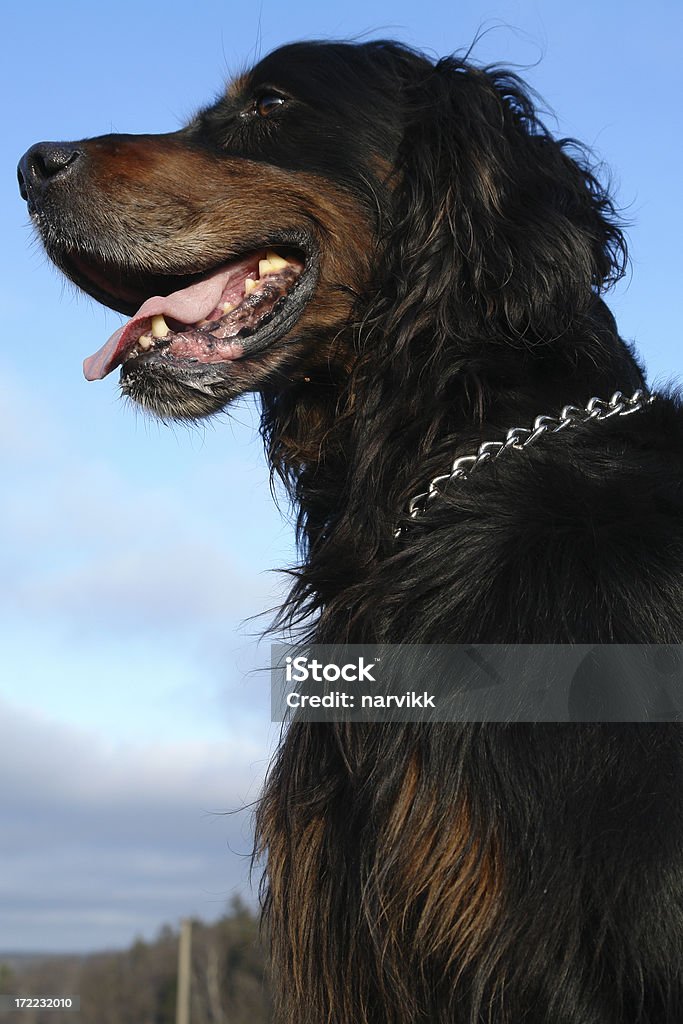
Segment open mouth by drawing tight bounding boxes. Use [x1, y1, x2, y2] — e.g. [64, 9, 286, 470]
[76, 245, 310, 381]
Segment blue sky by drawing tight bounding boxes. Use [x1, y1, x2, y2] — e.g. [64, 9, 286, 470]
[2, 0, 681, 952]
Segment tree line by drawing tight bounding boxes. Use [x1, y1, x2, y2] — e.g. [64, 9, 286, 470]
[0, 898, 271, 1024]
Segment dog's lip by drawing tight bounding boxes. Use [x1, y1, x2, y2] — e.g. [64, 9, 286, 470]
[76, 246, 310, 381]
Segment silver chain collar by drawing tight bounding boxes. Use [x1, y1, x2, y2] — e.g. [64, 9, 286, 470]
[395, 388, 655, 538]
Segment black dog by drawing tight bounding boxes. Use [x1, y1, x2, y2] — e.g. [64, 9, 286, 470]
[19, 40, 683, 1024]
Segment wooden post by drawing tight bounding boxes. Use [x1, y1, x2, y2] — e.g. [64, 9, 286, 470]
[176, 918, 192, 1024]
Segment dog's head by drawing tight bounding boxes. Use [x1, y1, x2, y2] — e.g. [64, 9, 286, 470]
[18, 40, 627, 422]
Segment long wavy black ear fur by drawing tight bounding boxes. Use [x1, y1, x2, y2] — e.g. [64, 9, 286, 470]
[290, 52, 636, 583]
[375, 56, 628, 352]
[268, 48, 637, 624]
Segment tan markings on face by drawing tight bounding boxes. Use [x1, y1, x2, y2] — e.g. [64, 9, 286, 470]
[74, 132, 375, 338]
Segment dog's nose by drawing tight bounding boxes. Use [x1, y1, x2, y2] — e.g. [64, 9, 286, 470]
[18, 142, 82, 202]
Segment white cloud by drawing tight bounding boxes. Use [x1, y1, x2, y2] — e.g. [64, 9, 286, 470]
[13, 542, 265, 636]
[0, 697, 269, 809]
[0, 367, 292, 640]
[0, 698, 274, 952]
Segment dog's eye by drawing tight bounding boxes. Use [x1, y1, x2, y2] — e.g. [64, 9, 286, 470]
[255, 93, 286, 117]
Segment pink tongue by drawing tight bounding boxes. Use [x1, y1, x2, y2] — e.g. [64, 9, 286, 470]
[83, 258, 254, 381]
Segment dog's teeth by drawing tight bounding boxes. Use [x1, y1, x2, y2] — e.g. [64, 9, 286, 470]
[244, 278, 258, 296]
[223, 301, 235, 312]
[258, 256, 287, 277]
[138, 334, 153, 350]
[265, 250, 289, 271]
[151, 314, 170, 338]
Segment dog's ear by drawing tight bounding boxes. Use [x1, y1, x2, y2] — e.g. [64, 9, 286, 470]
[381, 59, 627, 348]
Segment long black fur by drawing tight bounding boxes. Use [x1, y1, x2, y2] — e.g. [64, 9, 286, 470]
[254, 43, 683, 1024]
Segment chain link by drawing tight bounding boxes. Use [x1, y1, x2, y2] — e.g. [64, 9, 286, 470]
[395, 389, 655, 538]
